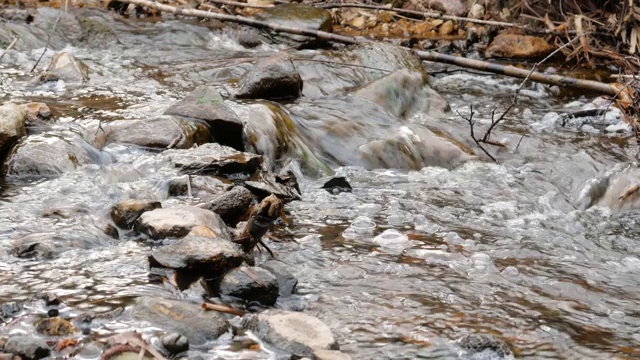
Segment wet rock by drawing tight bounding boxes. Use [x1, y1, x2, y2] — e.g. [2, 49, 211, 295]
[260, 260, 298, 297]
[1, 302, 20, 319]
[132, 297, 229, 345]
[237, 30, 263, 48]
[148, 235, 244, 289]
[201, 186, 254, 225]
[458, 333, 513, 357]
[246, 310, 338, 357]
[4, 132, 95, 177]
[353, 69, 450, 118]
[358, 124, 475, 170]
[40, 292, 61, 306]
[236, 53, 303, 100]
[322, 177, 352, 194]
[110, 200, 161, 229]
[35, 317, 76, 336]
[39, 52, 89, 82]
[219, 266, 279, 305]
[313, 349, 352, 360]
[104, 223, 120, 239]
[136, 205, 231, 240]
[4, 336, 49, 360]
[254, 4, 332, 43]
[161, 333, 189, 355]
[20, 103, 51, 124]
[0, 104, 27, 159]
[245, 171, 302, 203]
[403, 0, 467, 16]
[95, 116, 210, 149]
[164, 86, 243, 150]
[165, 143, 263, 176]
[167, 175, 230, 197]
[12, 240, 55, 259]
[583, 166, 640, 211]
[485, 33, 555, 59]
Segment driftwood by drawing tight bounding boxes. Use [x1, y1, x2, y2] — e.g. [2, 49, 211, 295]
[116, 0, 620, 97]
[202, 302, 246, 316]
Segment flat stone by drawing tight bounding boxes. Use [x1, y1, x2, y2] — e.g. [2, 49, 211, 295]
[165, 143, 263, 176]
[485, 33, 555, 59]
[236, 53, 303, 100]
[260, 260, 298, 297]
[246, 310, 338, 357]
[148, 236, 244, 289]
[167, 175, 230, 197]
[135, 205, 231, 240]
[110, 200, 161, 229]
[97, 116, 210, 149]
[201, 186, 254, 225]
[164, 86, 243, 150]
[244, 171, 301, 204]
[3, 131, 96, 177]
[132, 297, 229, 345]
[4, 336, 50, 360]
[0, 104, 27, 159]
[219, 266, 279, 305]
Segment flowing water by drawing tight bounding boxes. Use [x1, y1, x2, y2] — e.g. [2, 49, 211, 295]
[1, 6, 639, 360]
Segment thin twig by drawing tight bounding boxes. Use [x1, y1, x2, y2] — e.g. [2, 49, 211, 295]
[0, 36, 18, 63]
[206, 0, 274, 8]
[31, 13, 62, 72]
[457, 105, 497, 162]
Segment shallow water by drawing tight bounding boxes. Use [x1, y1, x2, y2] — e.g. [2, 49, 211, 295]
[1, 6, 639, 360]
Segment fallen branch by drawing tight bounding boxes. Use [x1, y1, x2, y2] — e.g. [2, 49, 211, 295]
[205, 0, 273, 9]
[0, 36, 18, 63]
[457, 105, 496, 162]
[202, 302, 246, 316]
[115, 0, 620, 97]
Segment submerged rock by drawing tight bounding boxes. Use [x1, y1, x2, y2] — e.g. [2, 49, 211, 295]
[161, 333, 189, 355]
[3, 132, 96, 177]
[0, 104, 26, 160]
[95, 116, 210, 149]
[132, 297, 228, 345]
[236, 53, 303, 100]
[485, 33, 555, 59]
[457, 333, 513, 358]
[219, 266, 279, 305]
[353, 69, 449, 118]
[254, 3, 332, 43]
[260, 260, 298, 297]
[201, 186, 254, 226]
[358, 124, 475, 170]
[164, 86, 244, 150]
[246, 310, 339, 357]
[165, 143, 263, 176]
[4, 336, 49, 360]
[322, 177, 352, 194]
[110, 200, 161, 229]
[39, 52, 89, 82]
[135, 205, 231, 240]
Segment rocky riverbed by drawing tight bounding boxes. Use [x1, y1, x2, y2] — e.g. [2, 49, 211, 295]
[0, 2, 639, 360]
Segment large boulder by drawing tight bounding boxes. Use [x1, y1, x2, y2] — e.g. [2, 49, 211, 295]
[3, 131, 97, 177]
[4, 335, 50, 360]
[94, 116, 210, 149]
[164, 86, 244, 150]
[148, 235, 245, 289]
[135, 205, 231, 240]
[236, 53, 303, 100]
[132, 297, 229, 345]
[218, 266, 279, 305]
[246, 310, 339, 357]
[0, 103, 26, 159]
[164, 143, 263, 176]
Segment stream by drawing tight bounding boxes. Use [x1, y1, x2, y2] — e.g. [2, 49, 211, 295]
[1, 5, 639, 360]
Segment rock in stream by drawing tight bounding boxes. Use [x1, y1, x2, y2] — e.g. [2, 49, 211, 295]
[135, 205, 231, 240]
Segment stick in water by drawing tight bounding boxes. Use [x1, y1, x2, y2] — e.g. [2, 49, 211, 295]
[202, 302, 246, 316]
